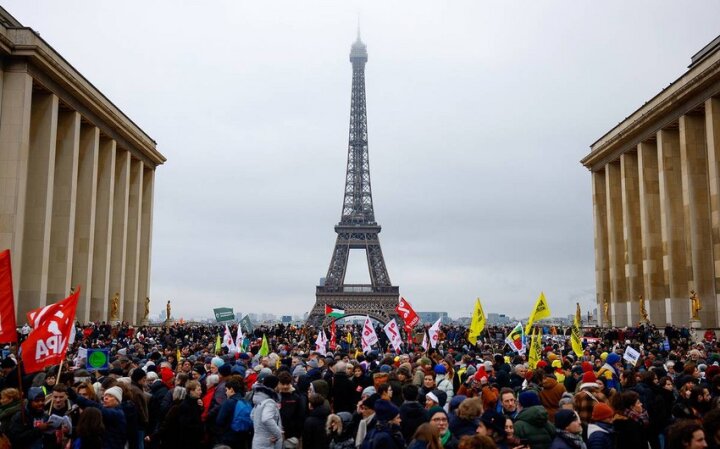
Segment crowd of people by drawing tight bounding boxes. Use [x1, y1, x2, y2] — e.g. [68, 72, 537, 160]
[0, 320, 716, 449]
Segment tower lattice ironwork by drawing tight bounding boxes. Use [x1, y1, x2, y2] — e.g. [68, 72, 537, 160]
[307, 33, 399, 326]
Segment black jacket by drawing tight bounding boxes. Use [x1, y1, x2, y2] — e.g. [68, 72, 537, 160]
[332, 372, 356, 414]
[399, 401, 426, 443]
[303, 403, 331, 449]
[279, 389, 305, 439]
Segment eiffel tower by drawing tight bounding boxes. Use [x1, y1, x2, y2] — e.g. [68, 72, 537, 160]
[307, 33, 399, 327]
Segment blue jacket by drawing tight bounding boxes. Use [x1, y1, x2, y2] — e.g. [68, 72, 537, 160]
[587, 422, 614, 449]
[72, 394, 127, 449]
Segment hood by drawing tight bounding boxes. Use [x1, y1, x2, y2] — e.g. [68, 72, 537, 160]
[309, 402, 331, 419]
[402, 401, 426, 419]
[252, 384, 279, 404]
[542, 377, 558, 389]
[517, 405, 549, 426]
[311, 379, 330, 399]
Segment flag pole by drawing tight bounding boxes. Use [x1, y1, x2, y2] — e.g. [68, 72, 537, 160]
[17, 358, 26, 424]
[48, 359, 64, 413]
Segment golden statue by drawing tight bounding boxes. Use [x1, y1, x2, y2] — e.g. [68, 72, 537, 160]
[639, 295, 648, 322]
[691, 290, 702, 320]
[110, 292, 119, 319]
[166, 300, 172, 321]
[603, 298, 609, 323]
[143, 297, 150, 320]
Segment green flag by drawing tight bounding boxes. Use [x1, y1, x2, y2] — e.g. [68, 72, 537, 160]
[259, 334, 270, 356]
[215, 335, 221, 354]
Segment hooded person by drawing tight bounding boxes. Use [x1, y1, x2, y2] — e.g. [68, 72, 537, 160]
[433, 365, 455, 404]
[7, 387, 49, 449]
[587, 403, 615, 449]
[303, 392, 331, 449]
[513, 391, 556, 449]
[363, 400, 406, 449]
[572, 371, 608, 428]
[327, 411, 356, 449]
[597, 353, 622, 393]
[252, 375, 283, 449]
[539, 372, 567, 423]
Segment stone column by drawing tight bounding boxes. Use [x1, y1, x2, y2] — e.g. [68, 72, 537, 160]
[19, 92, 58, 317]
[705, 98, 720, 326]
[137, 167, 154, 325]
[680, 113, 715, 326]
[606, 161, 627, 325]
[123, 159, 143, 323]
[72, 124, 99, 323]
[637, 140, 665, 324]
[48, 110, 80, 304]
[658, 127, 689, 324]
[621, 152, 644, 325]
[91, 138, 116, 322]
[0, 66, 32, 312]
[592, 170, 611, 326]
[109, 150, 130, 321]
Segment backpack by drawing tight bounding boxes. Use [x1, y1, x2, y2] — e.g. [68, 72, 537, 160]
[230, 399, 253, 432]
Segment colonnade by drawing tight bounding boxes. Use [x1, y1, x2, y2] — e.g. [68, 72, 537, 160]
[592, 98, 720, 327]
[0, 62, 156, 324]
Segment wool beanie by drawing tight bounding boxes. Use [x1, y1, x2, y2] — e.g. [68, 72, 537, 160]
[480, 410, 506, 437]
[606, 353, 621, 366]
[582, 371, 597, 384]
[211, 356, 224, 368]
[554, 409, 579, 430]
[518, 391, 541, 408]
[591, 403, 614, 422]
[104, 386, 123, 402]
[374, 399, 399, 422]
[426, 405, 448, 421]
[27, 387, 45, 401]
[263, 375, 279, 390]
[434, 364, 447, 375]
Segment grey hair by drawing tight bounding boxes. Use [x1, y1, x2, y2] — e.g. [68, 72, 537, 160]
[206, 374, 220, 388]
[173, 386, 187, 401]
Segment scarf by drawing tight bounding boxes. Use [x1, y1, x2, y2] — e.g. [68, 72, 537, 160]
[557, 430, 587, 449]
[624, 408, 650, 426]
[440, 430, 452, 447]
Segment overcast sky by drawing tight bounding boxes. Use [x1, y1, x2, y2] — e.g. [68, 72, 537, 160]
[6, 1, 720, 321]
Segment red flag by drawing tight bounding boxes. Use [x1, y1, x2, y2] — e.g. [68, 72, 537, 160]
[329, 320, 337, 351]
[395, 297, 420, 328]
[0, 250, 17, 343]
[20, 287, 80, 373]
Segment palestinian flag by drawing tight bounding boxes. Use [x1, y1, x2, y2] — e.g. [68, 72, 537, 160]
[325, 305, 345, 318]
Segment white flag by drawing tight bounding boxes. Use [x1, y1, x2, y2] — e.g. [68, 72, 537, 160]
[361, 316, 378, 353]
[315, 329, 327, 356]
[383, 319, 403, 352]
[421, 332, 429, 351]
[428, 318, 442, 348]
[222, 325, 237, 352]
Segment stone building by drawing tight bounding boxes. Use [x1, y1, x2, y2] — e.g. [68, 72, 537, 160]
[0, 7, 165, 324]
[582, 35, 720, 327]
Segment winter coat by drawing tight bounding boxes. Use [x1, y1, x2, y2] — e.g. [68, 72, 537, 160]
[572, 386, 607, 426]
[215, 392, 250, 448]
[449, 417, 477, 438]
[312, 379, 331, 401]
[351, 373, 372, 404]
[279, 388, 305, 439]
[333, 372, 357, 414]
[302, 402, 331, 449]
[399, 401, 427, 443]
[363, 422, 406, 449]
[539, 377, 566, 423]
[148, 380, 168, 434]
[407, 441, 431, 449]
[549, 431, 584, 449]
[176, 396, 203, 448]
[0, 399, 21, 433]
[434, 374, 454, 403]
[252, 385, 283, 449]
[513, 405, 556, 449]
[72, 394, 127, 449]
[587, 422, 614, 449]
[7, 404, 46, 449]
[613, 414, 649, 449]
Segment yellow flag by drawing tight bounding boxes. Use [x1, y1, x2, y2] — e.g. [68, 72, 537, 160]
[468, 298, 486, 345]
[215, 335, 221, 354]
[176, 348, 182, 363]
[259, 334, 270, 356]
[528, 328, 541, 369]
[571, 303, 584, 357]
[345, 332, 353, 345]
[525, 292, 551, 334]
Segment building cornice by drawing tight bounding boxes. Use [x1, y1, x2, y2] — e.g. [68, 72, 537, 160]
[0, 25, 165, 166]
[581, 47, 720, 172]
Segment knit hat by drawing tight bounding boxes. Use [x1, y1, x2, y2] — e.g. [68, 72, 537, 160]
[434, 364, 447, 375]
[480, 410, 506, 437]
[426, 391, 440, 405]
[591, 403, 614, 422]
[518, 391, 541, 408]
[362, 386, 377, 397]
[536, 360, 548, 369]
[449, 395, 467, 412]
[218, 364, 232, 377]
[430, 389, 447, 407]
[606, 353, 621, 366]
[558, 393, 574, 408]
[581, 362, 593, 372]
[131, 368, 147, 383]
[263, 375, 279, 390]
[555, 409, 579, 430]
[104, 386, 123, 402]
[211, 356, 224, 368]
[426, 405, 447, 421]
[27, 387, 45, 401]
[374, 399, 400, 422]
[582, 371, 597, 384]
